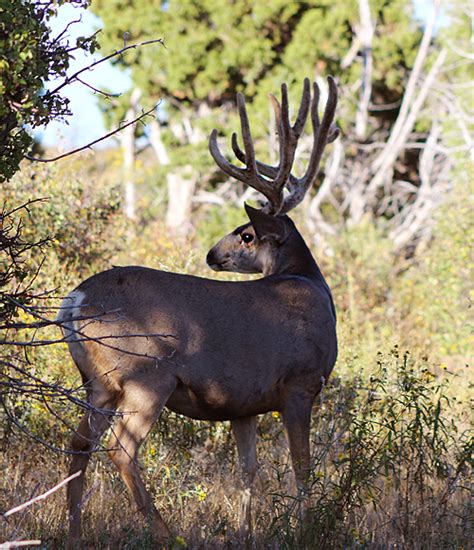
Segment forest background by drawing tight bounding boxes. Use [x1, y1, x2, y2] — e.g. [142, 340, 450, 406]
[1, 0, 472, 548]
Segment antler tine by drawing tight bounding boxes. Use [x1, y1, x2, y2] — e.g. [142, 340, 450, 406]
[236, 92, 284, 208]
[236, 93, 257, 176]
[292, 77, 311, 137]
[230, 77, 311, 187]
[232, 131, 299, 185]
[280, 76, 339, 214]
[210, 77, 338, 216]
[269, 83, 296, 208]
[239, 79, 312, 214]
[308, 76, 338, 172]
[208, 93, 259, 184]
[209, 94, 283, 209]
[269, 93, 282, 131]
[209, 128, 247, 182]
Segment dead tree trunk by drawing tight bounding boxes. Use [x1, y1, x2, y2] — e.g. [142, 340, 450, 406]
[355, 0, 374, 140]
[165, 165, 196, 237]
[149, 118, 170, 166]
[120, 88, 142, 220]
[148, 111, 200, 237]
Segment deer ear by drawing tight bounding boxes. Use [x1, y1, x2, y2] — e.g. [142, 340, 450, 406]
[244, 204, 289, 243]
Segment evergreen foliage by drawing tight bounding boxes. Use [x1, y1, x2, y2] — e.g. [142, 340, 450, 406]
[0, 0, 99, 182]
[92, 0, 422, 161]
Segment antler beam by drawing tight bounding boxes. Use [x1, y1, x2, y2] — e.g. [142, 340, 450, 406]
[209, 77, 339, 215]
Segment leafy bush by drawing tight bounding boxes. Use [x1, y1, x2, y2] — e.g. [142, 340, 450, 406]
[268, 348, 471, 548]
[1, 161, 126, 448]
[3, 161, 125, 287]
[0, 0, 99, 182]
[394, 182, 473, 358]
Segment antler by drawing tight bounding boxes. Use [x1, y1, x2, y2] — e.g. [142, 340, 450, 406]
[209, 77, 339, 215]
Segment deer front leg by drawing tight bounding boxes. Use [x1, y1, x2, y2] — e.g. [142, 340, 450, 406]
[231, 416, 257, 540]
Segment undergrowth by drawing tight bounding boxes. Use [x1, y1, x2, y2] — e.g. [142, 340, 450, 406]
[1, 349, 471, 548]
[1, 164, 472, 548]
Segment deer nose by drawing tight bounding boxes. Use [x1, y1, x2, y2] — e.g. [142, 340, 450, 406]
[206, 248, 221, 270]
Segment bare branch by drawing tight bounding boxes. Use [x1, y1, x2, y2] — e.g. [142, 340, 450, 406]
[3, 471, 82, 518]
[50, 15, 83, 45]
[26, 104, 157, 163]
[75, 77, 121, 98]
[341, 33, 362, 69]
[49, 38, 164, 97]
[1, 198, 49, 219]
[446, 38, 474, 60]
[371, 0, 441, 175]
[390, 121, 449, 249]
[368, 48, 447, 193]
[355, 0, 374, 140]
[2, 294, 178, 364]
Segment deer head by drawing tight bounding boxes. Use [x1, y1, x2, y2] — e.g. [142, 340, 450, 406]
[207, 77, 339, 277]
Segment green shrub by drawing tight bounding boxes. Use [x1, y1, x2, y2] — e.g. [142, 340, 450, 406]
[394, 182, 473, 358]
[268, 348, 471, 548]
[1, 161, 127, 444]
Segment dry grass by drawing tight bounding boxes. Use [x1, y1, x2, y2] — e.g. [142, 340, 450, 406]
[1, 357, 471, 549]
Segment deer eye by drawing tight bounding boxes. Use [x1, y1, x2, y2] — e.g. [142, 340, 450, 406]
[241, 232, 254, 244]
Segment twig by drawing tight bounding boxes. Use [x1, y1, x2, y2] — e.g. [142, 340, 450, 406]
[50, 15, 82, 45]
[49, 38, 164, 96]
[80, 479, 100, 509]
[1, 198, 49, 219]
[3, 294, 179, 363]
[75, 77, 121, 98]
[3, 471, 82, 518]
[26, 105, 157, 163]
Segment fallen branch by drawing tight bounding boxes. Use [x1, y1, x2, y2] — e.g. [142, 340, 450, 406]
[0, 540, 41, 548]
[3, 471, 82, 519]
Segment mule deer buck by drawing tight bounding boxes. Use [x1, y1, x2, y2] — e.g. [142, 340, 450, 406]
[58, 76, 339, 547]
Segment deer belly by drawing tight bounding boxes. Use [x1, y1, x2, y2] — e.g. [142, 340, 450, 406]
[165, 378, 278, 421]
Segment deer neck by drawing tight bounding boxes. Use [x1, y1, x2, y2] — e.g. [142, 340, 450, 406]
[262, 232, 324, 281]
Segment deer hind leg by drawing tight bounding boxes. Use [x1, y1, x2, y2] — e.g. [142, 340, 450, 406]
[282, 395, 314, 547]
[281, 396, 313, 516]
[107, 375, 177, 542]
[231, 416, 257, 540]
[67, 388, 116, 550]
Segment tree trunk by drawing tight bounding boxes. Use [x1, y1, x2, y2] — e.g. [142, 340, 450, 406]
[149, 118, 170, 165]
[120, 88, 142, 220]
[149, 115, 199, 236]
[355, 0, 374, 140]
[166, 165, 197, 237]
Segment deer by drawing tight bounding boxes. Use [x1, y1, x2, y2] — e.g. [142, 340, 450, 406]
[57, 76, 339, 548]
